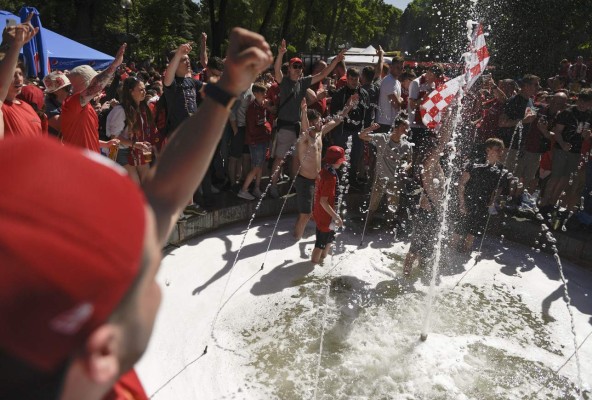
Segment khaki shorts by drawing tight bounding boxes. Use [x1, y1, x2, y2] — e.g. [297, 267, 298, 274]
[272, 127, 298, 159]
[515, 151, 541, 181]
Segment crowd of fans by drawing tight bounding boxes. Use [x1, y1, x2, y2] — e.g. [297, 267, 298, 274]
[1, 14, 591, 399]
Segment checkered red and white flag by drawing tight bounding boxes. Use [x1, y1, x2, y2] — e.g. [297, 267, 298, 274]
[464, 23, 490, 91]
[420, 23, 489, 129]
[420, 76, 463, 129]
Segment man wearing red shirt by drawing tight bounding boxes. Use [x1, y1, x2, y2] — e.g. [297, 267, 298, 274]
[61, 45, 126, 152]
[311, 146, 345, 264]
[0, 17, 42, 140]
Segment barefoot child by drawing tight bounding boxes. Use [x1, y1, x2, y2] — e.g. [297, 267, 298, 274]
[311, 146, 346, 264]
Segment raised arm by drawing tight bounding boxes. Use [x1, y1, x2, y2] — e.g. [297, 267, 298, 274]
[321, 92, 358, 135]
[200, 32, 208, 68]
[359, 122, 380, 141]
[311, 49, 346, 86]
[0, 14, 38, 105]
[374, 45, 384, 81]
[274, 39, 287, 84]
[164, 42, 192, 87]
[80, 43, 126, 107]
[143, 28, 273, 245]
[300, 97, 309, 135]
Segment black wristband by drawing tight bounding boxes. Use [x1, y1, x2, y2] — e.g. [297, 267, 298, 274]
[204, 83, 237, 110]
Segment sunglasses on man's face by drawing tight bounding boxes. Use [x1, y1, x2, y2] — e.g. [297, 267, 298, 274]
[292, 64, 303, 69]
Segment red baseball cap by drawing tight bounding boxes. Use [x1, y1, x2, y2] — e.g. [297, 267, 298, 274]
[323, 145, 346, 165]
[289, 57, 303, 65]
[0, 137, 146, 373]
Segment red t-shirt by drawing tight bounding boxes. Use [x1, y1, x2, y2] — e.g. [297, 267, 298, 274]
[309, 81, 328, 117]
[103, 369, 148, 400]
[61, 92, 100, 153]
[1, 100, 43, 138]
[245, 100, 271, 145]
[313, 167, 338, 232]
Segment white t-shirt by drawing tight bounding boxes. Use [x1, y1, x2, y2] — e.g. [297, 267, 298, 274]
[376, 74, 402, 126]
[408, 75, 435, 128]
[106, 105, 130, 149]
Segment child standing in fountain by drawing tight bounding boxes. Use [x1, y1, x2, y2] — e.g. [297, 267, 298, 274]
[311, 146, 346, 264]
[451, 138, 510, 253]
[358, 112, 413, 224]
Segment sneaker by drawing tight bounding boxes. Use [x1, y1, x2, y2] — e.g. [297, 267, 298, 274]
[237, 189, 255, 200]
[270, 185, 280, 198]
[184, 204, 207, 216]
[252, 187, 262, 198]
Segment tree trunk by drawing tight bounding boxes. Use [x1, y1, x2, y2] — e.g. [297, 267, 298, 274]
[298, 0, 315, 51]
[329, 0, 347, 52]
[73, 0, 95, 45]
[259, 0, 278, 38]
[324, 0, 339, 54]
[280, 0, 295, 43]
[208, 0, 228, 57]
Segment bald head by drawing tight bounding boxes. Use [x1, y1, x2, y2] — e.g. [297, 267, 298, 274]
[549, 91, 568, 112]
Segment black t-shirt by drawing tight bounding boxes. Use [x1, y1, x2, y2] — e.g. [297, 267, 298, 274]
[555, 105, 592, 153]
[497, 94, 531, 149]
[163, 76, 204, 131]
[464, 161, 508, 206]
[330, 85, 371, 132]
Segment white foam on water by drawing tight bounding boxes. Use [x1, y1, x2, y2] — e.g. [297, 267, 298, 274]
[136, 218, 592, 399]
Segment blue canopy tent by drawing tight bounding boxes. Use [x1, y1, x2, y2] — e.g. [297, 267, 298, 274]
[1, 10, 114, 76]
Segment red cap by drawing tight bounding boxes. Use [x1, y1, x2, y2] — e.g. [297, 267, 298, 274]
[323, 145, 346, 165]
[0, 137, 146, 372]
[17, 85, 45, 111]
[289, 57, 303, 65]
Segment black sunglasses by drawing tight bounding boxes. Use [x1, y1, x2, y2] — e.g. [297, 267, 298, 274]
[292, 63, 303, 69]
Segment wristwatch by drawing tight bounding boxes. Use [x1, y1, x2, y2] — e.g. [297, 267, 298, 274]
[204, 83, 237, 110]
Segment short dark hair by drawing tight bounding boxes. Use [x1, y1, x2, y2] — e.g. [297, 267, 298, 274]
[428, 63, 444, 77]
[485, 137, 504, 150]
[346, 67, 360, 78]
[252, 82, 267, 94]
[207, 56, 224, 72]
[307, 109, 321, 121]
[361, 66, 374, 82]
[400, 71, 417, 82]
[578, 88, 592, 102]
[393, 111, 409, 128]
[520, 74, 540, 87]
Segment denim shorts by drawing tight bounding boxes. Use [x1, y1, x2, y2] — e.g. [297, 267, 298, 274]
[249, 143, 268, 167]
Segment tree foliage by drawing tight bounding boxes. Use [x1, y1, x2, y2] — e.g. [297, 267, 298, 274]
[400, 0, 592, 78]
[1, 0, 590, 78]
[1, 0, 402, 62]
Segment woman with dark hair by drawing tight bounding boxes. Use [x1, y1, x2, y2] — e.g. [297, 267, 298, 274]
[106, 77, 154, 184]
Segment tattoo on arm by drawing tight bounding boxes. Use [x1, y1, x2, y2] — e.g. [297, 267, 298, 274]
[80, 67, 116, 107]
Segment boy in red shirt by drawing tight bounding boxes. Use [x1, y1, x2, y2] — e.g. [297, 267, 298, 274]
[311, 146, 345, 264]
[238, 83, 272, 199]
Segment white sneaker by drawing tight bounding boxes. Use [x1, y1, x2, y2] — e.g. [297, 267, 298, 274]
[270, 185, 280, 198]
[237, 189, 255, 200]
[253, 187, 262, 198]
